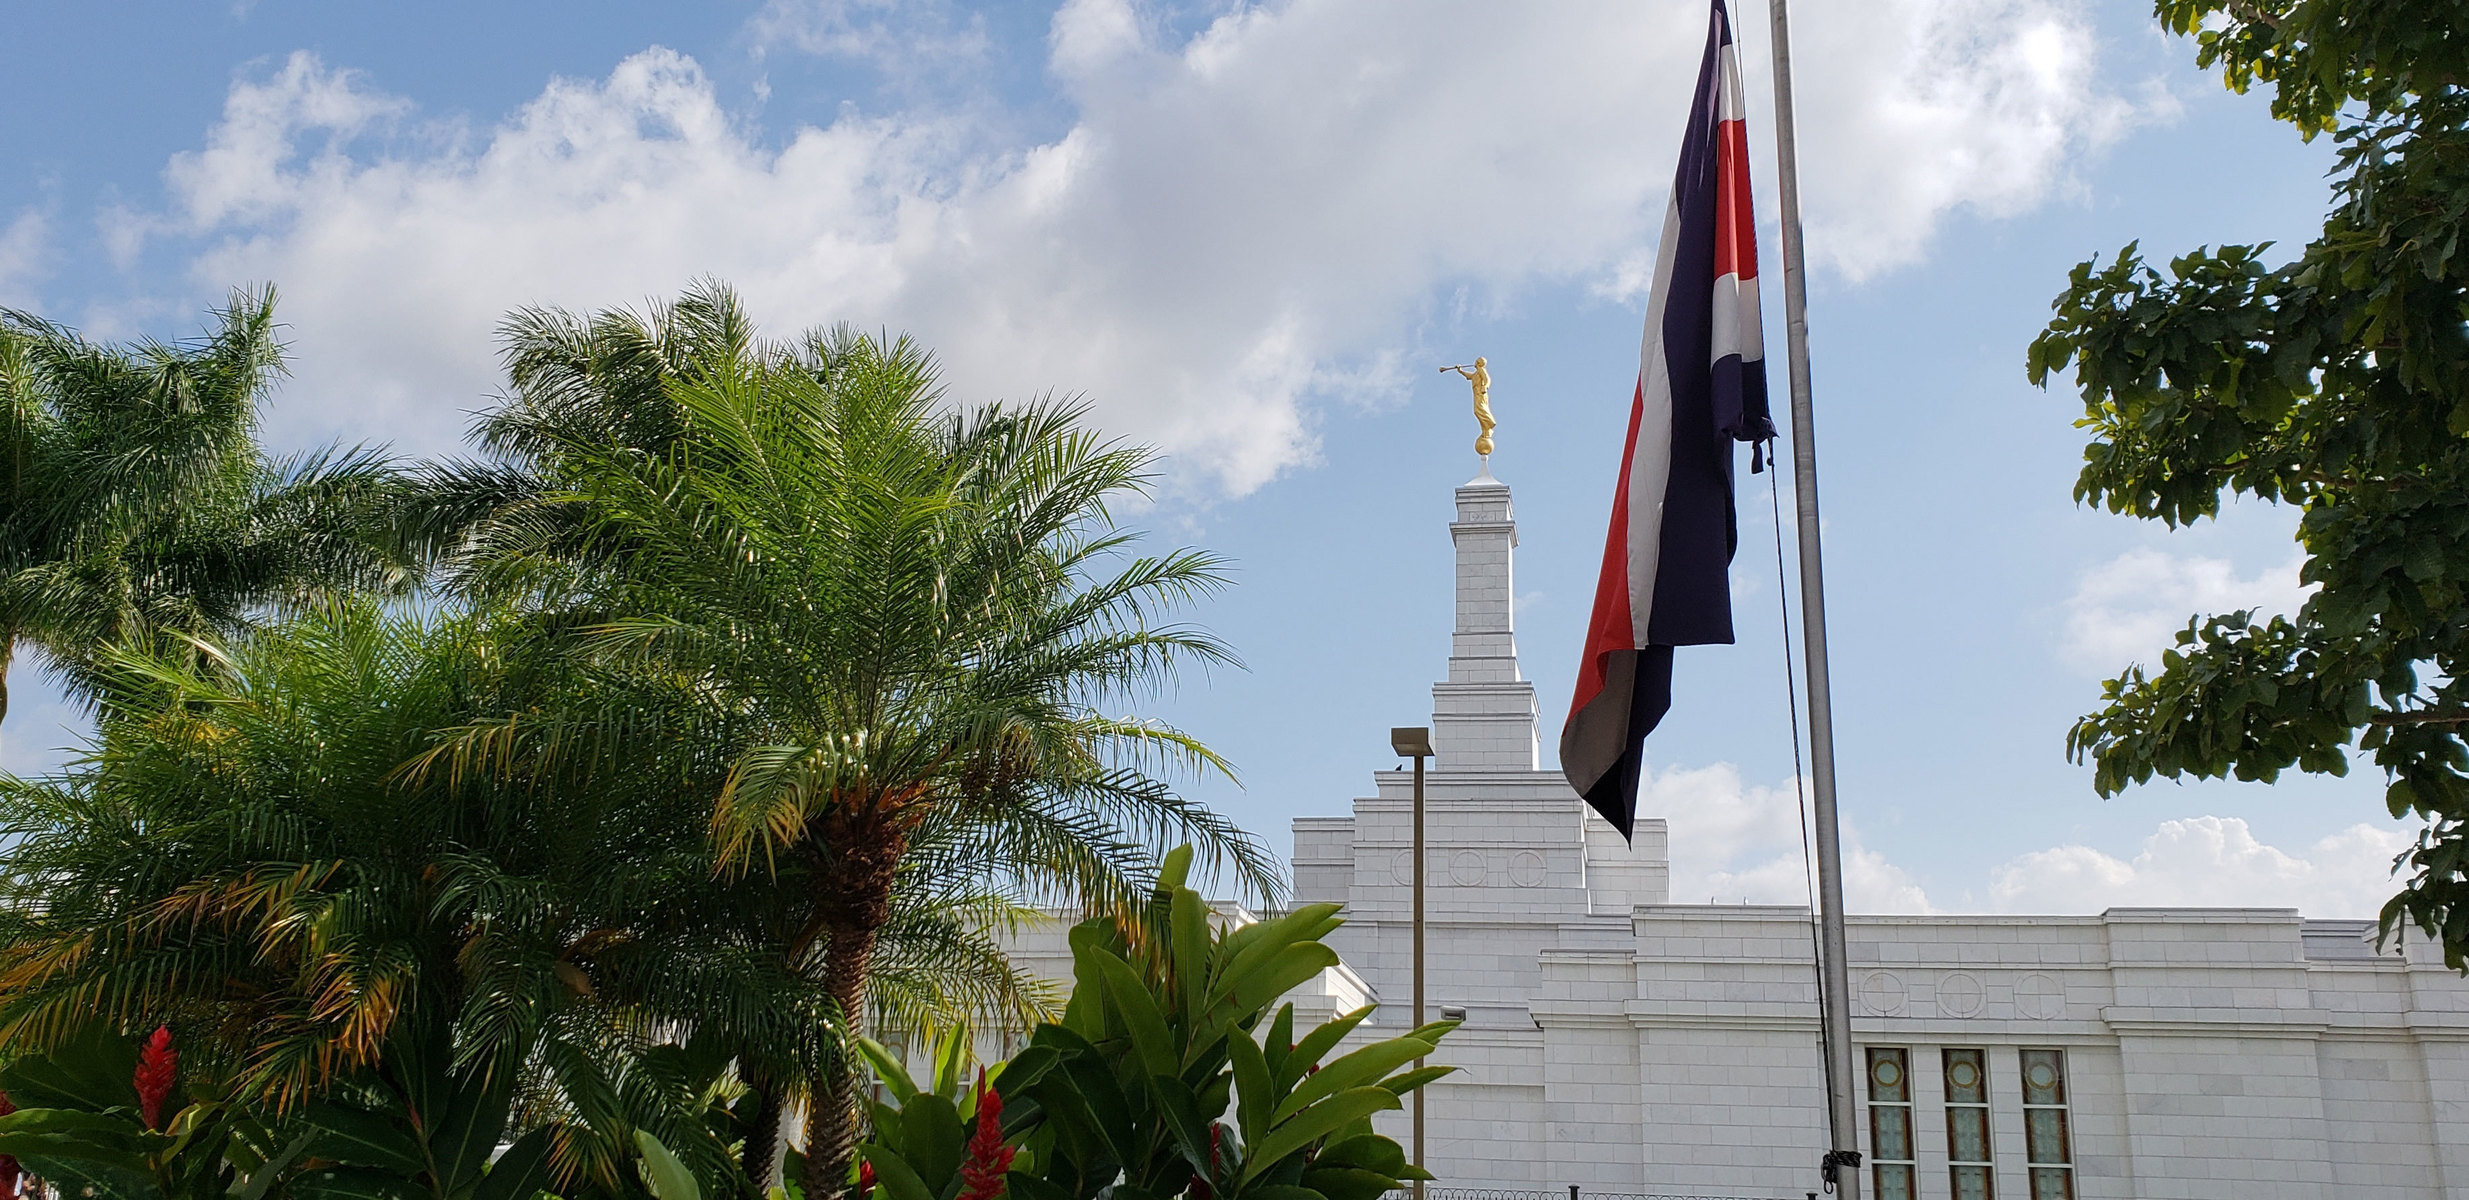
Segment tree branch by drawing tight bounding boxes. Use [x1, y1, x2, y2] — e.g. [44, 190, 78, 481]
[2368, 709, 2469, 727]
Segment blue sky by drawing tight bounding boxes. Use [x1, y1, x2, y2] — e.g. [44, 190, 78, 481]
[0, 0, 2405, 916]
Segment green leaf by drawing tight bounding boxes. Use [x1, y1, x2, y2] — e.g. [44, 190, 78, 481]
[1005, 1170, 1073, 1200]
[1223, 944, 1340, 1023]
[1227, 1031, 1275, 1144]
[990, 1046, 1057, 1103]
[471, 1126, 558, 1200]
[635, 1130, 704, 1200]
[0, 1107, 143, 1150]
[1240, 1088, 1402, 1186]
[861, 1145, 939, 1200]
[1301, 1166, 1398, 1200]
[1169, 884, 1211, 1026]
[1157, 845, 1194, 895]
[236, 1130, 319, 1200]
[899, 1093, 966, 1191]
[1209, 905, 1341, 1009]
[433, 1066, 518, 1194]
[1148, 1075, 1215, 1178]
[0, 1025, 141, 1114]
[1261, 1006, 1295, 1080]
[289, 1165, 426, 1200]
[1237, 1185, 1327, 1200]
[1089, 950, 1176, 1080]
[1376, 1066, 1457, 1096]
[301, 1102, 429, 1176]
[1275, 1008, 1372, 1094]
[17, 1153, 160, 1200]
[932, 1026, 972, 1100]
[1269, 1037, 1432, 1126]
[856, 1037, 923, 1107]
[1313, 1135, 1405, 1176]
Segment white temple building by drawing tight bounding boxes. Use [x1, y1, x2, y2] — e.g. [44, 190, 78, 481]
[1277, 473, 2469, 1200]
[992, 471, 2469, 1199]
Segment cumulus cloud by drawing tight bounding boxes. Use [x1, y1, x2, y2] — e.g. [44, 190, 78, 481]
[1988, 815, 2410, 918]
[126, 0, 2142, 494]
[1776, 0, 2134, 280]
[1647, 763, 2412, 919]
[1649, 762, 1936, 914]
[0, 209, 47, 307]
[2061, 547, 2312, 675]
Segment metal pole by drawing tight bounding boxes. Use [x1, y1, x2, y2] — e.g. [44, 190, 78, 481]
[1764, 0, 1860, 1195]
[1412, 748, 1427, 1200]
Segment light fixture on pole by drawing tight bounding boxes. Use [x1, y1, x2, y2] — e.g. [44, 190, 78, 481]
[1390, 726, 1434, 1199]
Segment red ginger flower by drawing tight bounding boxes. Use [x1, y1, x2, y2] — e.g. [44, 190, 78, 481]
[955, 1071, 1014, 1200]
[0, 1089, 19, 1200]
[858, 1161, 877, 1195]
[1190, 1124, 1223, 1200]
[134, 1026, 177, 1131]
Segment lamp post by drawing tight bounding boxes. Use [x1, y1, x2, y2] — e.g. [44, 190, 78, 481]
[1390, 726, 1434, 1199]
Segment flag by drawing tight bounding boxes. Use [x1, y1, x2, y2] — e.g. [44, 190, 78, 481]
[1561, 0, 1775, 841]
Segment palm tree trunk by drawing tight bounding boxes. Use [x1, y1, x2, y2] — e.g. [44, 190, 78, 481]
[742, 1076, 786, 1191]
[799, 809, 909, 1200]
[802, 917, 879, 1200]
[0, 628, 13, 728]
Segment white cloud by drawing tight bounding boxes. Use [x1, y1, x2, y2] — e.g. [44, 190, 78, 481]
[1649, 762, 1936, 914]
[746, 0, 992, 76]
[137, 0, 2142, 494]
[0, 209, 48, 307]
[1647, 763, 2412, 920]
[1778, 0, 2135, 280]
[2061, 547, 2312, 675]
[1988, 815, 2410, 918]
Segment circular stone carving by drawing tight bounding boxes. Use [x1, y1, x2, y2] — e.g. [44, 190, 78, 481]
[1860, 971, 1906, 1017]
[1389, 849, 1414, 886]
[1509, 850, 1547, 887]
[2015, 973, 2065, 1021]
[1937, 972, 1985, 1018]
[1449, 850, 1488, 887]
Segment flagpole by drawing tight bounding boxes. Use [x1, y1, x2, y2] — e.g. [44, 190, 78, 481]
[1761, 0, 1862, 1194]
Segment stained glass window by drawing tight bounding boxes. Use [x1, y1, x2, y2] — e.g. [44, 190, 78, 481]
[1944, 1049, 1992, 1200]
[2020, 1049, 2075, 1200]
[1867, 1047, 1916, 1200]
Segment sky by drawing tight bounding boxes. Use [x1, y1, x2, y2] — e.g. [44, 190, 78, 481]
[0, 0, 2412, 919]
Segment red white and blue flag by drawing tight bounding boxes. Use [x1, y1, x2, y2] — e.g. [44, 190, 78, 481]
[1561, 0, 1776, 841]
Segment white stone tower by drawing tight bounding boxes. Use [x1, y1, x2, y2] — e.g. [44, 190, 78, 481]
[1292, 474, 1675, 943]
[1432, 473, 1541, 771]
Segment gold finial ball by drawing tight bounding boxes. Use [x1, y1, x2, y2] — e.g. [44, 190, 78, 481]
[1475, 432, 1495, 457]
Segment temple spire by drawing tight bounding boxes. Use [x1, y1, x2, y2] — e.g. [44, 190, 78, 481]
[1432, 474, 1540, 770]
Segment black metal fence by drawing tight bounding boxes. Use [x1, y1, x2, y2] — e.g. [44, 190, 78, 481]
[1386, 1188, 1813, 1200]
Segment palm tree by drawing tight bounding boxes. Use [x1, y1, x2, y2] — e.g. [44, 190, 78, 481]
[0, 287, 410, 728]
[0, 602, 662, 1097]
[438, 284, 1279, 1198]
[0, 597, 1056, 1197]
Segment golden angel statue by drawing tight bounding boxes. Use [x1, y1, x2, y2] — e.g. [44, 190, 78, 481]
[1444, 356, 1495, 458]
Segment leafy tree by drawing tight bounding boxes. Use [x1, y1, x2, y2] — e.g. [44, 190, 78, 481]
[0, 287, 410, 728]
[434, 285, 1279, 1199]
[0, 597, 1045, 1200]
[2028, 1, 2469, 962]
[0, 602, 690, 1099]
[854, 847, 1454, 1200]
